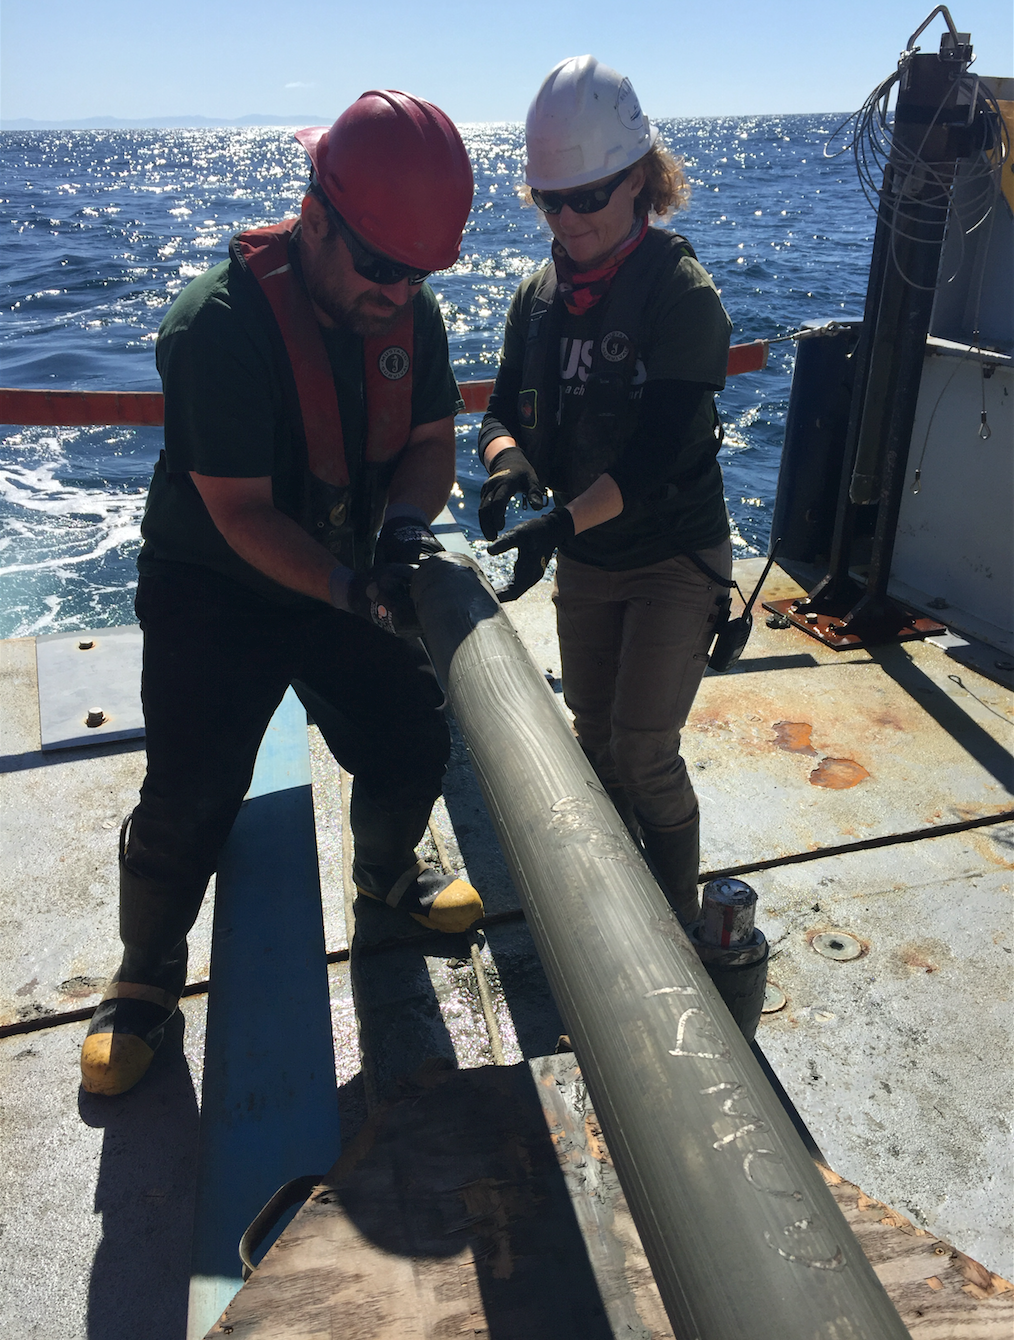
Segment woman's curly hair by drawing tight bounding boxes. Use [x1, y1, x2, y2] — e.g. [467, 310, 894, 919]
[519, 140, 690, 217]
[634, 141, 691, 218]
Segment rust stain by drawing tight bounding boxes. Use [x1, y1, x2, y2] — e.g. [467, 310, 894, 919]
[970, 826, 1014, 871]
[950, 803, 1013, 822]
[773, 721, 817, 755]
[584, 1115, 608, 1162]
[809, 757, 870, 789]
[894, 939, 952, 976]
[693, 716, 734, 738]
[694, 661, 934, 756]
[872, 713, 906, 731]
[900, 948, 938, 974]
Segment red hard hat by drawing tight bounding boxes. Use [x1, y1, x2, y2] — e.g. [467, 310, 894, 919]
[296, 91, 473, 271]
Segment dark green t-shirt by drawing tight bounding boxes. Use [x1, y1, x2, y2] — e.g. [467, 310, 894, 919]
[484, 235, 733, 568]
[138, 251, 460, 605]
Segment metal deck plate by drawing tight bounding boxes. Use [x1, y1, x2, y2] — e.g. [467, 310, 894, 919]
[689, 564, 1013, 872]
[0, 998, 209, 1340]
[2, 550, 1011, 1336]
[752, 823, 1014, 1272]
[502, 561, 1013, 872]
[36, 624, 144, 750]
[761, 596, 947, 650]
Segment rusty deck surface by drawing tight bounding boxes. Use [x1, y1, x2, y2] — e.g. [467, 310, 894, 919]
[688, 564, 1010, 872]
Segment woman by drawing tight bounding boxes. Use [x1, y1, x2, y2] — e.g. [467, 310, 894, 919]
[479, 55, 733, 924]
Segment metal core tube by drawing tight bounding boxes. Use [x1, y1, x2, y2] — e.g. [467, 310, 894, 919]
[413, 551, 909, 1340]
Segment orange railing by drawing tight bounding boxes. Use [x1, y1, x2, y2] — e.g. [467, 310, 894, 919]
[0, 342, 769, 427]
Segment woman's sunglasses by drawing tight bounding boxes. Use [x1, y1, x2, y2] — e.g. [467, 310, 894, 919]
[313, 188, 431, 286]
[531, 168, 632, 216]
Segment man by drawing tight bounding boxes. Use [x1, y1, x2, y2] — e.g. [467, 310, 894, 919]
[81, 90, 481, 1097]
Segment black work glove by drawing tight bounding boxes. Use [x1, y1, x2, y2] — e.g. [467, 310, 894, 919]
[342, 564, 422, 638]
[486, 507, 575, 602]
[478, 446, 546, 542]
[374, 512, 444, 566]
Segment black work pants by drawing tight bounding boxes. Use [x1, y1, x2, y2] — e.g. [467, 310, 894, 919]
[127, 568, 449, 928]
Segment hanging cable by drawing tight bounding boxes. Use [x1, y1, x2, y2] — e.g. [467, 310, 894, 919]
[824, 57, 1008, 292]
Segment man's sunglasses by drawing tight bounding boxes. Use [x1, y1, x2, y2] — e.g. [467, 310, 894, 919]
[313, 187, 431, 286]
[531, 168, 632, 216]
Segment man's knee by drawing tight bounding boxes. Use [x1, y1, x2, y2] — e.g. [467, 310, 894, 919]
[127, 788, 246, 887]
[358, 706, 449, 808]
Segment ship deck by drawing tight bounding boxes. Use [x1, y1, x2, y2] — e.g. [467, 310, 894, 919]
[1, 553, 1011, 1338]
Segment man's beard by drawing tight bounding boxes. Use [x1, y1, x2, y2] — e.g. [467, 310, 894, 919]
[339, 292, 404, 338]
[305, 259, 405, 337]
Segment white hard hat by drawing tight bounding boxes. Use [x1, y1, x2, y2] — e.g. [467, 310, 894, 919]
[525, 55, 658, 191]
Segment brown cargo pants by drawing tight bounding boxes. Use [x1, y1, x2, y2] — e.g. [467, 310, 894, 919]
[553, 540, 732, 830]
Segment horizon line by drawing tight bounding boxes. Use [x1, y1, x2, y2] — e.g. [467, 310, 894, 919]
[1, 109, 852, 131]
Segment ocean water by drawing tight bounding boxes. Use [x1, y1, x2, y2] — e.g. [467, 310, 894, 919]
[0, 118, 874, 638]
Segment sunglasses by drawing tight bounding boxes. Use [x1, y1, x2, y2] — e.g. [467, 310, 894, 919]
[531, 168, 632, 216]
[313, 188, 431, 286]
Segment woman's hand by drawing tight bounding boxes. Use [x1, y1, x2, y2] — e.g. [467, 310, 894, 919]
[478, 444, 546, 541]
[487, 507, 575, 601]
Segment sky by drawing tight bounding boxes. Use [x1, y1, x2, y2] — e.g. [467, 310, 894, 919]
[1, 0, 1010, 124]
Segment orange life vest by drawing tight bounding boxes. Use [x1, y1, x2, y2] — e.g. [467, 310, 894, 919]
[230, 219, 414, 488]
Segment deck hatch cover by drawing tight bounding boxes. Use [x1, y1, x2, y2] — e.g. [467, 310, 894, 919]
[35, 625, 144, 750]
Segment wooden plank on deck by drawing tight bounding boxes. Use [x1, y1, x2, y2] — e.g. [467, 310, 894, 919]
[205, 1055, 673, 1339]
[205, 1054, 1012, 1339]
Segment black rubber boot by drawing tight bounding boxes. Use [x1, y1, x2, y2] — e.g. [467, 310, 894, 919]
[350, 787, 484, 934]
[356, 860, 484, 933]
[81, 818, 207, 1096]
[639, 807, 701, 926]
[349, 786, 429, 889]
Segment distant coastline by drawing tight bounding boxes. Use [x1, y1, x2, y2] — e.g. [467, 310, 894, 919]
[0, 114, 330, 130]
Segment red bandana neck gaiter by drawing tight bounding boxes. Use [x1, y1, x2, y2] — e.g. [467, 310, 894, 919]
[552, 215, 649, 316]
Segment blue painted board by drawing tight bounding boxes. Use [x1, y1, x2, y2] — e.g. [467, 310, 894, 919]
[187, 687, 340, 1338]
